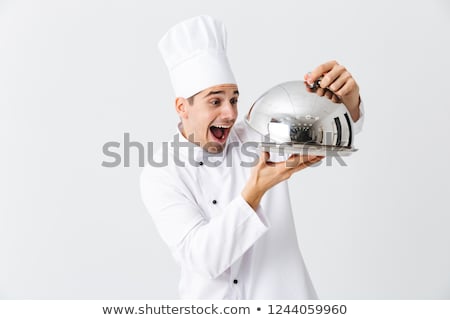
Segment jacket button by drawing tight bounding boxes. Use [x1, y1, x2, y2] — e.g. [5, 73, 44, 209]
[199, 161, 204, 166]
[212, 200, 217, 205]
[233, 279, 238, 284]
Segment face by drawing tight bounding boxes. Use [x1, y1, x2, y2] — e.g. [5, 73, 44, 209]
[176, 84, 239, 153]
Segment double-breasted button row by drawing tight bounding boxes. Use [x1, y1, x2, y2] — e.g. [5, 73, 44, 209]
[198, 162, 218, 205]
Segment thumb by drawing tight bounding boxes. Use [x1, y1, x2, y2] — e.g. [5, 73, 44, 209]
[259, 151, 270, 163]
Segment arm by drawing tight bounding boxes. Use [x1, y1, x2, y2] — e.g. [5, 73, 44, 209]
[140, 167, 268, 279]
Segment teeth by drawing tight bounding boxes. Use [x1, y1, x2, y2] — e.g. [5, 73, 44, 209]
[212, 125, 230, 129]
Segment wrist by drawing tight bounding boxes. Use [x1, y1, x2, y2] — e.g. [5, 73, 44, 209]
[346, 95, 361, 122]
[241, 179, 265, 211]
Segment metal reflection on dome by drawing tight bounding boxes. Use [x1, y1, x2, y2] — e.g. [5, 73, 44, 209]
[246, 80, 357, 156]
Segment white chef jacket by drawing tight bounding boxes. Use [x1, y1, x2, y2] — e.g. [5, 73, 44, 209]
[140, 106, 364, 299]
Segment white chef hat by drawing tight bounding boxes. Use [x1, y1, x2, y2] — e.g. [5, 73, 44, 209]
[158, 15, 236, 98]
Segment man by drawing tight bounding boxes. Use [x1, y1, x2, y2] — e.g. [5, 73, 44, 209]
[140, 15, 364, 299]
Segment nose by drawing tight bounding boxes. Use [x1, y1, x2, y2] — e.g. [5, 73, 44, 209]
[221, 101, 237, 121]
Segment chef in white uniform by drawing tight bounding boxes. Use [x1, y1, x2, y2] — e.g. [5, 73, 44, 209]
[140, 15, 364, 299]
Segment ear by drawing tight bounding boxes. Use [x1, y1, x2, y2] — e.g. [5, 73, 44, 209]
[175, 97, 189, 119]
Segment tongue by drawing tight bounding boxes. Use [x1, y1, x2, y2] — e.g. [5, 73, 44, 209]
[211, 126, 225, 139]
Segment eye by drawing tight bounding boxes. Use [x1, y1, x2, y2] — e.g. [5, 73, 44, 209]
[210, 99, 221, 106]
[230, 97, 238, 105]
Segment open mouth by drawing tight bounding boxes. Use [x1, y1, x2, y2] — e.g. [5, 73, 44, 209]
[209, 125, 231, 142]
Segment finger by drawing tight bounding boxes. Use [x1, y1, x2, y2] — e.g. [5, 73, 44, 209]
[304, 81, 315, 92]
[301, 155, 324, 165]
[299, 154, 319, 162]
[304, 72, 315, 86]
[292, 156, 324, 173]
[288, 153, 317, 161]
[259, 151, 272, 166]
[285, 154, 300, 168]
[286, 154, 317, 168]
[290, 160, 313, 173]
[320, 64, 346, 88]
[316, 87, 326, 97]
[306, 157, 324, 168]
[273, 153, 316, 168]
[325, 90, 334, 100]
[308, 156, 325, 165]
[261, 151, 270, 161]
[303, 73, 309, 82]
[335, 78, 357, 98]
[331, 94, 341, 103]
[305, 82, 316, 92]
[327, 71, 351, 93]
[307, 60, 339, 83]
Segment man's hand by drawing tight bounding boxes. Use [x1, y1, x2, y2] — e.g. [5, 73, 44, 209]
[305, 60, 361, 122]
[242, 152, 324, 210]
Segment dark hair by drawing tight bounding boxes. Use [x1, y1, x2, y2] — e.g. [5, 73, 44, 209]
[186, 90, 201, 105]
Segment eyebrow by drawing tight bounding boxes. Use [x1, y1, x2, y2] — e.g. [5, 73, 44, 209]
[203, 90, 239, 98]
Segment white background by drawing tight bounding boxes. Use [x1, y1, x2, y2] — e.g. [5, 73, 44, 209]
[1, 0, 449, 299]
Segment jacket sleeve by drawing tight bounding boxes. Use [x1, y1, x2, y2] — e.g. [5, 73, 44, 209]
[352, 100, 365, 135]
[140, 166, 269, 279]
